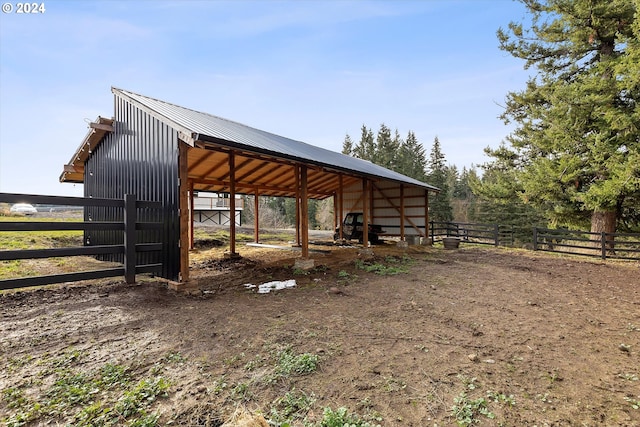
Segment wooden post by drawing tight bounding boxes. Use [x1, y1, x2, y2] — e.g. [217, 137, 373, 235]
[400, 184, 405, 241]
[229, 151, 237, 255]
[370, 180, 375, 224]
[189, 180, 194, 250]
[362, 178, 369, 246]
[333, 191, 338, 238]
[425, 190, 430, 242]
[295, 165, 301, 247]
[254, 190, 260, 243]
[124, 193, 136, 284]
[339, 174, 344, 240]
[178, 142, 190, 282]
[300, 165, 309, 258]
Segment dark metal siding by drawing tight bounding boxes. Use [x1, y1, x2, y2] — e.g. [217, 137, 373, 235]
[84, 95, 181, 280]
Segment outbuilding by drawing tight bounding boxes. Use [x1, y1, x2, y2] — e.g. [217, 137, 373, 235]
[60, 88, 439, 285]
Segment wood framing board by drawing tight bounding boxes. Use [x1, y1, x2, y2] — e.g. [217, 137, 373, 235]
[186, 146, 363, 199]
[178, 142, 190, 282]
[341, 180, 428, 237]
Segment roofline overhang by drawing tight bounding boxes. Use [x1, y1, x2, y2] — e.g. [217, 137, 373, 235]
[193, 133, 440, 193]
[59, 116, 114, 184]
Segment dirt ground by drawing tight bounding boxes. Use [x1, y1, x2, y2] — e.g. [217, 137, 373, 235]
[1, 241, 639, 426]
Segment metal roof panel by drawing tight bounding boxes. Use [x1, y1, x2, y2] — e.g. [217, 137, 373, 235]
[112, 88, 439, 192]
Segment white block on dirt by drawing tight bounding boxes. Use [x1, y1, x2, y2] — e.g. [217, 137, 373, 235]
[252, 279, 296, 294]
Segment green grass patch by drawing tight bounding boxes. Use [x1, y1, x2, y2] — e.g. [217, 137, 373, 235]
[354, 254, 414, 276]
[318, 406, 380, 427]
[0, 217, 83, 250]
[1, 352, 170, 427]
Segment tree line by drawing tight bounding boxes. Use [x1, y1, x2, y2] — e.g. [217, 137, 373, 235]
[245, 0, 638, 239]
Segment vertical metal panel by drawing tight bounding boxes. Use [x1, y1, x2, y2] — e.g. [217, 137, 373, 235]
[84, 94, 181, 280]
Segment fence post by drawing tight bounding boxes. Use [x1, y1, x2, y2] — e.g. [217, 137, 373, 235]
[601, 232, 607, 260]
[533, 227, 538, 251]
[124, 194, 136, 284]
[494, 224, 499, 247]
[430, 221, 434, 243]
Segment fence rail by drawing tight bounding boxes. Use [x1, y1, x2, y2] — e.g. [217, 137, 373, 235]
[430, 221, 511, 246]
[533, 227, 640, 260]
[0, 193, 163, 290]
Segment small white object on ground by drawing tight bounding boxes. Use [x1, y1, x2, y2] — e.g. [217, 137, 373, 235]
[244, 279, 297, 294]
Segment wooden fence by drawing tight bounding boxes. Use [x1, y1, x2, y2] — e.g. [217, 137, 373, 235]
[0, 193, 163, 290]
[533, 227, 640, 260]
[430, 221, 514, 246]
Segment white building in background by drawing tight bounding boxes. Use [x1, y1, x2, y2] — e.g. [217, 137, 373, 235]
[193, 192, 243, 226]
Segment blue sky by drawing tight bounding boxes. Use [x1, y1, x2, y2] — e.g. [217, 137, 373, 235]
[0, 0, 531, 197]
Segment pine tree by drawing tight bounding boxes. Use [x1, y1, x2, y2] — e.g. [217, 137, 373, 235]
[345, 126, 429, 183]
[342, 134, 353, 155]
[496, 0, 639, 234]
[374, 124, 400, 170]
[352, 125, 376, 161]
[398, 131, 428, 182]
[427, 137, 453, 223]
[471, 145, 548, 243]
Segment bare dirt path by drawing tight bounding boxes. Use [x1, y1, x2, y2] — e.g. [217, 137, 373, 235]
[1, 245, 639, 426]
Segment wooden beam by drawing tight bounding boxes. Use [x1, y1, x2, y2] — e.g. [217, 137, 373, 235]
[187, 149, 215, 173]
[189, 180, 194, 250]
[300, 165, 309, 258]
[235, 160, 270, 182]
[338, 174, 344, 240]
[178, 142, 190, 282]
[217, 157, 254, 181]
[370, 180, 375, 224]
[229, 151, 237, 255]
[89, 122, 114, 132]
[400, 184, 405, 241]
[295, 165, 301, 246]
[189, 177, 333, 197]
[197, 156, 230, 180]
[63, 164, 84, 173]
[425, 190, 430, 243]
[247, 163, 291, 186]
[362, 178, 369, 246]
[254, 190, 260, 243]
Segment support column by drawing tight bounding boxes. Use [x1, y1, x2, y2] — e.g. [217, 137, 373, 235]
[400, 184, 405, 241]
[189, 180, 194, 250]
[338, 174, 344, 240]
[359, 177, 374, 258]
[424, 190, 431, 245]
[254, 190, 260, 243]
[295, 165, 301, 247]
[178, 142, 190, 283]
[362, 178, 369, 246]
[300, 165, 309, 258]
[227, 151, 239, 257]
[295, 165, 314, 270]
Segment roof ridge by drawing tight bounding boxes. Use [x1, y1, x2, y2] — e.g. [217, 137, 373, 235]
[111, 86, 273, 134]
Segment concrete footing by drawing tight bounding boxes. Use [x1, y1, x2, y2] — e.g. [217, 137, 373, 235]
[294, 258, 315, 270]
[224, 251, 242, 259]
[357, 247, 375, 259]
